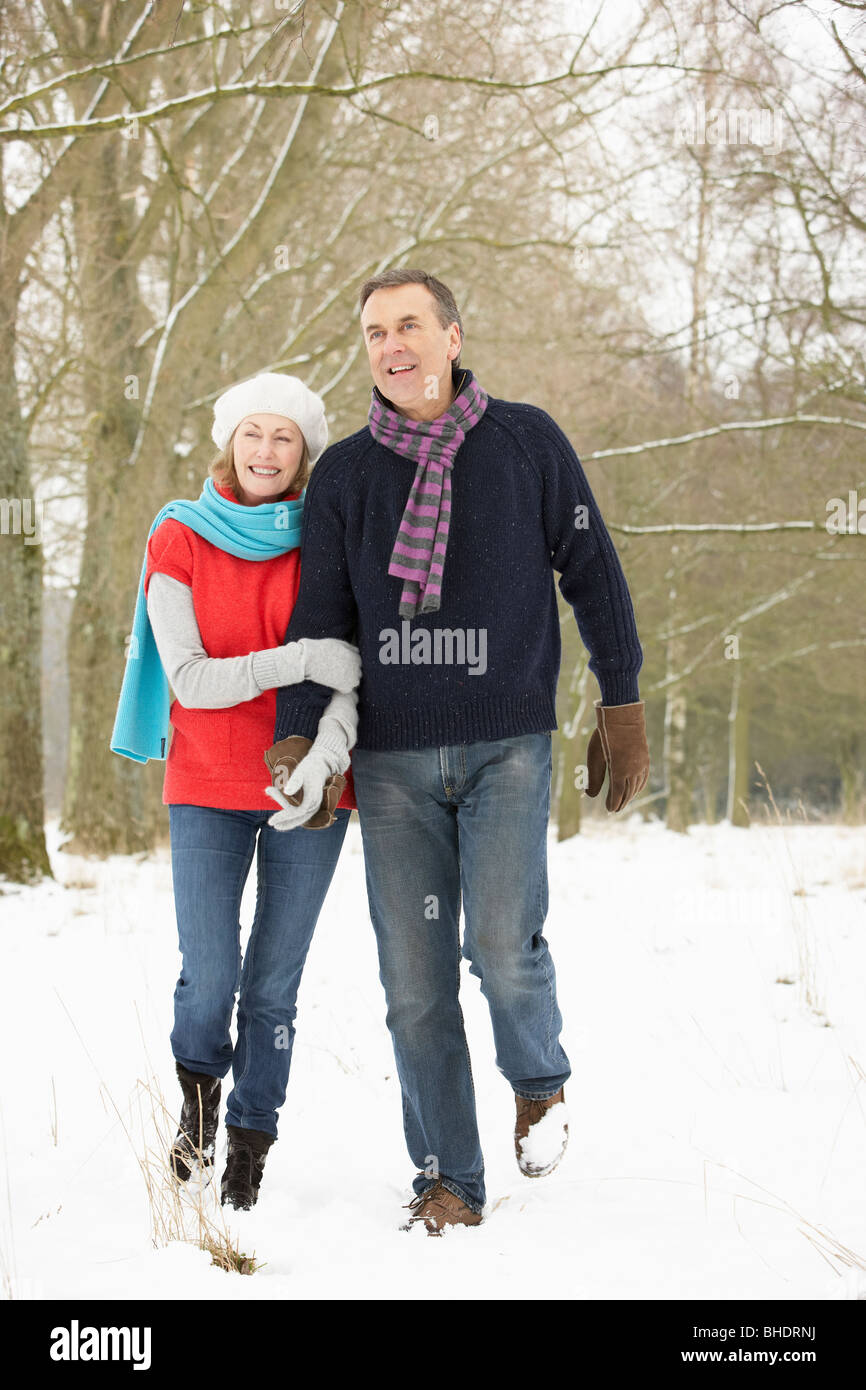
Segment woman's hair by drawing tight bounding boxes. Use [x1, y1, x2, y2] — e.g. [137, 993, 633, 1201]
[209, 423, 312, 500]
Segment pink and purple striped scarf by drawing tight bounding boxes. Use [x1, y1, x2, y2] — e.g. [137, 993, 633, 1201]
[368, 368, 489, 619]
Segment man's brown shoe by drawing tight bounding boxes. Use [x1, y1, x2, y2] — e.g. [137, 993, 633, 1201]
[514, 1087, 569, 1178]
[402, 1180, 483, 1235]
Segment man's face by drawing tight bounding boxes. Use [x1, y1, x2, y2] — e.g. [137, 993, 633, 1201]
[360, 284, 461, 418]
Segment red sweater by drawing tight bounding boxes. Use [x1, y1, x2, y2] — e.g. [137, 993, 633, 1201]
[144, 484, 356, 812]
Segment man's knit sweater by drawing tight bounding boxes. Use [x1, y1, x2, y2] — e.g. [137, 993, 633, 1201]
[275, 389, 643, 752]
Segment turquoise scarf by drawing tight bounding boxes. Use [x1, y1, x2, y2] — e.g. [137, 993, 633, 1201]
[110, 477, 304, 764]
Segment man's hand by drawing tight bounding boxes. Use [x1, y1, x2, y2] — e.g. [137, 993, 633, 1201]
[263, 734, 346, 830]
[585, 699, 650, 813]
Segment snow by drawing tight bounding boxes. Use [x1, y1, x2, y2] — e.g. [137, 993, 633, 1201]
[2, 816, 865, 1301]
[516, 1100, 569, 1177]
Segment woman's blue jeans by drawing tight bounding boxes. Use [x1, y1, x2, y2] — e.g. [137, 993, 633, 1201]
[351, 732, 571, 1214]
[168, 803, 350, 1136]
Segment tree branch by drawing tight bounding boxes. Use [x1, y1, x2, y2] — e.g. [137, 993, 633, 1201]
[585, 414, 866, 461]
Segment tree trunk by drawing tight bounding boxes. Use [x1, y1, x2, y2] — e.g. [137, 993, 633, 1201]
[663, 675, 691, 832]
[838, 733, 864, 825]
[726, 662, 751, 827]
[60, 133, 165, 856]
[701, 766, 721, 824]
[663, 560, 691, 832]
[0, 270, 52, 881]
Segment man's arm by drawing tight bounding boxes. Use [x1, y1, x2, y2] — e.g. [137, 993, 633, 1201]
[274, 455, 358, 743]
[536, 413, 643, 705]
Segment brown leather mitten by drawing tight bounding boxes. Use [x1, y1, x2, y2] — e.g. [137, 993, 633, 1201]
[585, 699, 650, 813]
[263, 736, 346, 830]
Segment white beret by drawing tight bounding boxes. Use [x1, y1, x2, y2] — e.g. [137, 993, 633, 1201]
[211, 372, 328, 462]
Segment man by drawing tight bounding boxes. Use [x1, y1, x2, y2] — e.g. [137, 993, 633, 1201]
[265, 269, 649, 1234]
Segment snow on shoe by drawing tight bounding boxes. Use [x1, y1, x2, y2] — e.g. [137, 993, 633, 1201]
[171, 1144, 216, 1196]
[514, 1089, 569, 1178]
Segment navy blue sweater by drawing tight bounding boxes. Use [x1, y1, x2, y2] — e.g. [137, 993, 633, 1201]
[275, 391, 643, 751]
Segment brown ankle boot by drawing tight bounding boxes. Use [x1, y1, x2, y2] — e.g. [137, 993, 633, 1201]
[402, 1180, 483, 1235]
[514, 1086, 568, 1178]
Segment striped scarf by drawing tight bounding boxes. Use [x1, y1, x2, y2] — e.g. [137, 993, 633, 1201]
[368, 368, 489, 619]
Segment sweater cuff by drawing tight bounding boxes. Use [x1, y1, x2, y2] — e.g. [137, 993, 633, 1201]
[251, 649, 281, 692]
[597, 671, 641, 706]
[312, 719, 351, 775]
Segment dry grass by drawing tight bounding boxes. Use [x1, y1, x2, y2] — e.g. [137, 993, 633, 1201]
[754, 762, 826, 1022]
[51, 989, 258, 1278]
[50, 990, 260, 1277]
[704, 1158, 866, 1287]
[49, 1075, 58, 1147]
[134, 1073, 261, 1276]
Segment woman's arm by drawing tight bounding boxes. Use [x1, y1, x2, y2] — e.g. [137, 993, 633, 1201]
[146, 572, 359, 709]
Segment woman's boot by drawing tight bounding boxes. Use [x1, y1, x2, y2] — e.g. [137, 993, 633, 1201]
[169, 1061, 221, 1186]
[220, 1125, 275, 1210]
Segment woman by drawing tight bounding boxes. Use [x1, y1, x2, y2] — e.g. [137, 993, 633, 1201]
[111, 373, 360, 1210]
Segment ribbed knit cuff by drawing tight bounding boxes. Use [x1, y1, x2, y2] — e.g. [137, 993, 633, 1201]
[596, 671, 641, 706]
[269, 642, 307, 689]
[312, 719, 351, 775]
[274, 703, 323, 744]
[251, 649, 281, 692]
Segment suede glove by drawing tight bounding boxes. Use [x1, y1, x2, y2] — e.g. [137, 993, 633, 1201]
[585, 699, 650, 813]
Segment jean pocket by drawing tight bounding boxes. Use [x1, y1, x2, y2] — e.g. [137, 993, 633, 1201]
[170, 705, 233, 769]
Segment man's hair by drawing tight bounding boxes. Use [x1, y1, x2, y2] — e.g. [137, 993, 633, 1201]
[358, 269, 463, 366]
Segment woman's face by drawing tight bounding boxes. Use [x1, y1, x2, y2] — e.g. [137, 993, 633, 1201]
[232, 413, 304, 505]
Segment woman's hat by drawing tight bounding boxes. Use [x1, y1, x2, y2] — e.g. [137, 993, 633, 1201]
[211, 372, 328, 461]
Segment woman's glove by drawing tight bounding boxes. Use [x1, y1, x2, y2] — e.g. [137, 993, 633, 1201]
[271, 636, 361, 694]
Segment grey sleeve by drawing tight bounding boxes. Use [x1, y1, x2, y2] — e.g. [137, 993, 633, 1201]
[146, 571, 304, 709]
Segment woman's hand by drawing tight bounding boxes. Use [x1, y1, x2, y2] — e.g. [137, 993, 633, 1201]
[297, 637, 361, 692]
[265, 751, 331, 830]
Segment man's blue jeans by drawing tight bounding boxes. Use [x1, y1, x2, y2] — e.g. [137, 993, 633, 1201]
[168, 803, 350, 1136]
[351, 732, 570, 1213]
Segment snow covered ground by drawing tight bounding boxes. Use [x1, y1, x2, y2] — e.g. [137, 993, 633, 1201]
[2, 814, 865, 1302]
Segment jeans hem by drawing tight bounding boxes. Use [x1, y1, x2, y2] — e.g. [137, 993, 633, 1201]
[173, 1053, 230, 1082]
[225, 1113, 278, 1139]
[419, 1174, 485, 1216]
[513, 1085, 566, 1101]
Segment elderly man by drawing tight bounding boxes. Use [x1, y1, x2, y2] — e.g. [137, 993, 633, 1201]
[265, 269, 649, 1234]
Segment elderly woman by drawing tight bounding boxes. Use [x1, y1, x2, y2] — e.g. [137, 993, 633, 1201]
[111, 373, 360, 1210]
